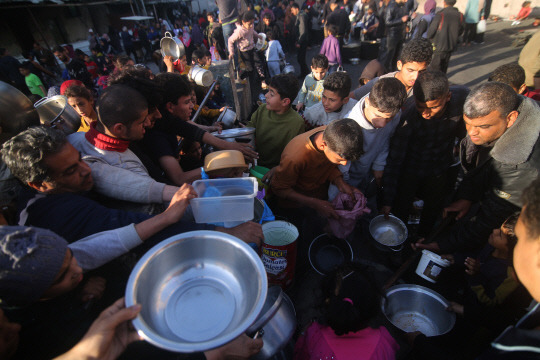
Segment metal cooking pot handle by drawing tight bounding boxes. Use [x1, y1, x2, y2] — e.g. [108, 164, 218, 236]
[165, 31, 173, 38]
[390, 244, 404, 252]
[33, 97, 49, 108]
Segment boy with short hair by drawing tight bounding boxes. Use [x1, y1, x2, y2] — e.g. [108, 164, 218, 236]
[19, 62, 46, 97]
[351, 38, 433, 100]
[304, 71, 358, 128]
[271, 118, 363, 218]
[296, 54, 329, 112]
[489, 62, 540, 102]
[247, 73, 305, 168]
[319, 24, 341, 74]
[346, 77, 407, 191]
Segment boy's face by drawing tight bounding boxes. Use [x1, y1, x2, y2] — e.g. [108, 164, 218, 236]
[323, 143, 348, 166]
[415, 92, 450, 120]
[312, 66, 327, 81]
[242, 20, 254, 29]
[322, 89, 348, 113]
[264, 17, 271, 26]
[265, 86, 287, 111]
[41, 249, 84, 300]
[396, 61, 428, 89]
[168, 94, 194, 121]
[364, 97, 395, 128]
[19, 68, 30, 76]
[488, 227, 509, 251]
[187, 141, 203, 160]
[124, 109, 150, 141]
[68, 96, 95, 120]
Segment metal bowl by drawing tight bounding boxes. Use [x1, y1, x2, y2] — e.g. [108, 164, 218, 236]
[349, 57, 361, 65]
[125, 230, 268, 353]
[0, 81, 40, 136]
[369, 215, 408, 251]
[212, 127, 255, 147]
[382, 284, 456, 337]
[308, 234, 353, 275]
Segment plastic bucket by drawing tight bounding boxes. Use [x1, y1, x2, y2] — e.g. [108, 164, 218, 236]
[261, 221, 298, 288]
[415, 250, 451, 283]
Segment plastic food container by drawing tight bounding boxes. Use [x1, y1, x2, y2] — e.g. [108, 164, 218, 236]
[191, 178, 257, 223]
[415, 250, 451, 283]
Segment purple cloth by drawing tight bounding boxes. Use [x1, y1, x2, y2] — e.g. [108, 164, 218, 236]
[319, 35, 341, 66]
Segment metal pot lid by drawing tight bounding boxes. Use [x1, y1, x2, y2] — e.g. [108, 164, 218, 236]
[212, 127, 255, 138]
[247, 286, 283, 333]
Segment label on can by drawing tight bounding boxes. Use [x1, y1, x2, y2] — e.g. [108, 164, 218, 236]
[261, 221, 298, 289]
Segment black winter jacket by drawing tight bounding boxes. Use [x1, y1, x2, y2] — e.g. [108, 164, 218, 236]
[427, 6, 464, 53]
[437, 97, 540, 253]
[384, 0, 408, 39]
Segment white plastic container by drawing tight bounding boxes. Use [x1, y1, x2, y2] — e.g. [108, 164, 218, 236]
[191, 178, 257, 224]
[415, 250, 451, 283]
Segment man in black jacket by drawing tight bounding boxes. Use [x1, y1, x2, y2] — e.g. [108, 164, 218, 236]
[381, 71, 469, 236]
[326, 0, 351, 48]
[414, 82, 540, 254]
[381, 0, 409, 71]
[427, 0, 464, 73]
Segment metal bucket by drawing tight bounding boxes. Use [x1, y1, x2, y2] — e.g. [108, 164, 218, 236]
[34, 95, 81, 135]
[255, 33, 269, 52]
[160, 31, 186, 60]
[261, 221, 298, 288]
[189, 65, 214, 87]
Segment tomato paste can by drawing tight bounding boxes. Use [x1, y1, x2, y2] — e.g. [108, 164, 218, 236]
[261, 221, 298, 288]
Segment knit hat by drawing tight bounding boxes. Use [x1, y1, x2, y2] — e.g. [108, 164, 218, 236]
[0, 226, 68, 308]
[60, 79, 84, 95]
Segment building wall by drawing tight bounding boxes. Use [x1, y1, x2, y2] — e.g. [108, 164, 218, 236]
[416, 0, 540, 20]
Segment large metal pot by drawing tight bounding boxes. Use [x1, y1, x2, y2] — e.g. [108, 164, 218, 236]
[308, 233, 353, 275]
[247, 286, 296, 360]
[125, 230, 268, 353]
[160, 31, 186, 60]
[34, 95, 81, 135]
[0, 81, 40, 136]
[382, 284, 455, 337]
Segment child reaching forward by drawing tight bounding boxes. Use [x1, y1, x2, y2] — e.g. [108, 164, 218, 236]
[319, 25, 342, 74]
[294, 265, 399, 360]
[228, 11, 267, 86]
[512, 1, 532, 25]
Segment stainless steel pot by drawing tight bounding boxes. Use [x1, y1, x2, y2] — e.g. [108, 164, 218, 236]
[0, 81, 40, 136]
[369, 215, 408, 252]
[160, 31, 186, 60]
[282, 63, 295, 74]
[34, 95, 81, 135]
[382, 284, 455, 337]
[247, 286, 296, 360]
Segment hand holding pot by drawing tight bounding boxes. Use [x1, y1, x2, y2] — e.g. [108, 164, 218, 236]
[204, 334, 263, 360]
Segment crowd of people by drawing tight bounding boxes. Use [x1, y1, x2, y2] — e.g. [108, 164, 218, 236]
[0, 0, 540, 359]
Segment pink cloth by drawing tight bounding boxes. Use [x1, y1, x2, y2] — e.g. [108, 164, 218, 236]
[328, 192, 371, 239]
[294, 322, 399, 360]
